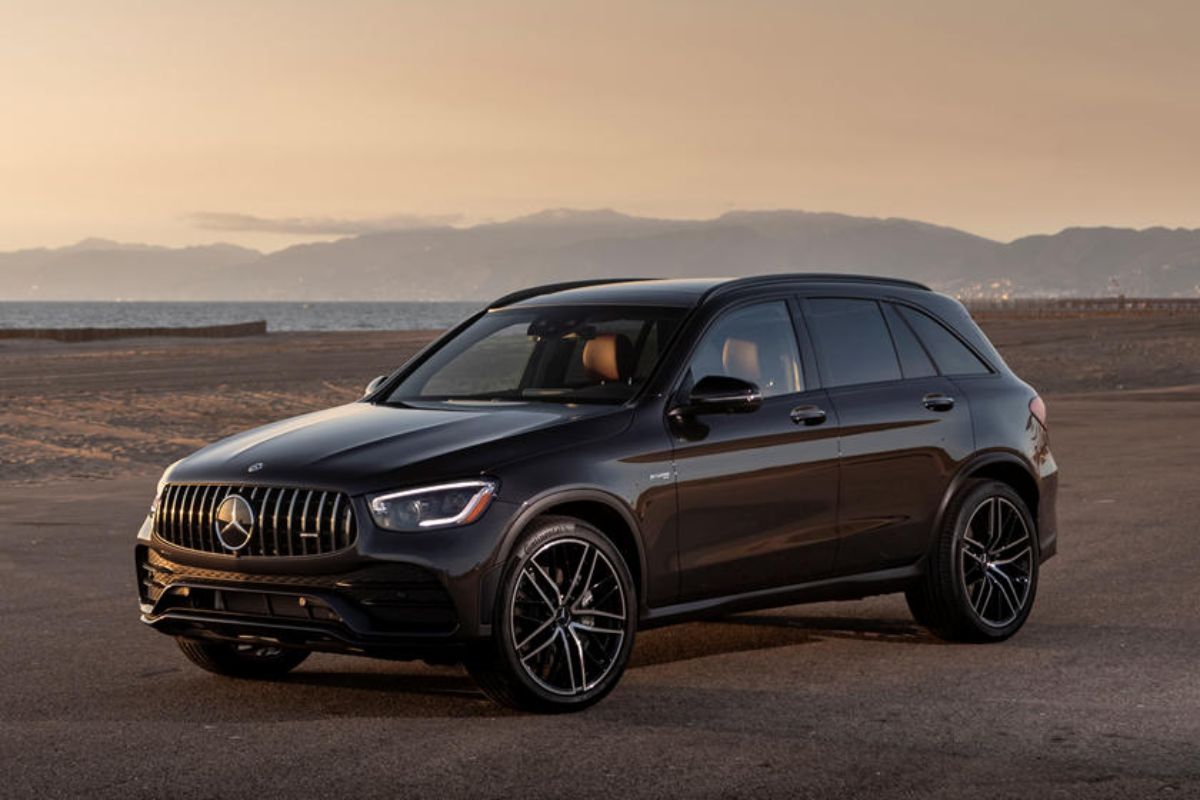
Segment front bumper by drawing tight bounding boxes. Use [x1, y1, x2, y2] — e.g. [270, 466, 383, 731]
[135, 498, 520, 658]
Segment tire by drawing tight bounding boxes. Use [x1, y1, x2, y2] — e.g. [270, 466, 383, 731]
[176, 637, 310, 679]
[465, 515, 637, 713]
[906, 479, 1039, 642]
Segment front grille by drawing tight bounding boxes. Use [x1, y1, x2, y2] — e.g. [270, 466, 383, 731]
[155, 483, 358, 556]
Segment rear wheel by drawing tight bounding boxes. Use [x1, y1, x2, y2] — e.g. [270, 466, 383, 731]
[465, 515, 636, 713]
[906, 480, 1039, 642]
[176, 638, 309, 679]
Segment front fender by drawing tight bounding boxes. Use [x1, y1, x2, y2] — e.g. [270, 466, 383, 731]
[478, 486, 649, 625]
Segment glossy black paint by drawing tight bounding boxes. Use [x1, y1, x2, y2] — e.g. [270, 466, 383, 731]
[823, 376, 974, 573]
[670, 389, 841, 600]
[137, 274, 1057, 657]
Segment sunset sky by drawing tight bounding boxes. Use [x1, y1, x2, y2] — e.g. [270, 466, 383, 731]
[1, 0, 1197, 251]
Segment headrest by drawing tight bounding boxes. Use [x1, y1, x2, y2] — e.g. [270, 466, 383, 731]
[721, 337, 761, 381]
[582, 333, 635, 383]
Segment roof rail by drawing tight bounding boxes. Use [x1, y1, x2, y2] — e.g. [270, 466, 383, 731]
[487, 278, 652, 309]
[703, 272, 930, 300]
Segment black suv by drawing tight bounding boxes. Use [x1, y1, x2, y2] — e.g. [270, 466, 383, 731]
[136, 275, 1057, 712]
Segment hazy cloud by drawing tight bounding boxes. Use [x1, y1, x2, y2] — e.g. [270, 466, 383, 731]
[187, 212, 463, 236]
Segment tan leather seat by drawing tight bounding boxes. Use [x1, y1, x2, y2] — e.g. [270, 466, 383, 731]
[721, 337, 761, 382]
[582, 334, 635, 383]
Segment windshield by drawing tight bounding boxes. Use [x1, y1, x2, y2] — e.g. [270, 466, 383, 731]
[386, 305, 687, 405]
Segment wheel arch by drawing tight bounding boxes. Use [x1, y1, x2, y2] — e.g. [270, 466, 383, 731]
[484, 487, 648, 622]
[934, 452, 1041, 548]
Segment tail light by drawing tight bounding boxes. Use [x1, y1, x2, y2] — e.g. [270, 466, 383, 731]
[1029, 395, 1047, 428]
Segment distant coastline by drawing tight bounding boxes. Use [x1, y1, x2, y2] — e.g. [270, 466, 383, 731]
[0, 300, 480, 332]
[0, 320, 267, 343]
[4, 297, 1199, 339]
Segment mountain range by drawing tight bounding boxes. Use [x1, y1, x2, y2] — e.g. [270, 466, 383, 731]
[3, 209, 1199, 301]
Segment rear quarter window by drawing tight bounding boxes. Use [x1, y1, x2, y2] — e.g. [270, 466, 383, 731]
[895, 305, 991, 376]
[881, 302, 937, 379]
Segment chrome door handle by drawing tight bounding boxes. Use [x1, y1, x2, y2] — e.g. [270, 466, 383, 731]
[789, 405, 827, 425]
[922, 393, 955, 412]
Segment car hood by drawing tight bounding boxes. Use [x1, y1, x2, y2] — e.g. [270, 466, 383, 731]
[168, 400, 628, 495]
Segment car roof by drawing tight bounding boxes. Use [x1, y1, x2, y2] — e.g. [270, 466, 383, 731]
[495, 279, 726, 308]
[493, 274, 930, 309]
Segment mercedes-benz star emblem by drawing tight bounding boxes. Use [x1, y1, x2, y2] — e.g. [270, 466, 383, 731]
[214, 494, 255, 552]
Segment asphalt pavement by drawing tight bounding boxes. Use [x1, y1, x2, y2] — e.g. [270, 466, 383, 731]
[2, 388, 1198, 798]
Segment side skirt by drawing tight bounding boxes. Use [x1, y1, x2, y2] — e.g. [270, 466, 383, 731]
[638, 562, 924, 630]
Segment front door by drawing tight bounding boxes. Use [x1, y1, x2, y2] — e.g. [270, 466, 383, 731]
[671, 299, 840, 602]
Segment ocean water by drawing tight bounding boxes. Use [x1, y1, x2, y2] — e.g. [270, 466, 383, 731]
[0, 301, 482, 332]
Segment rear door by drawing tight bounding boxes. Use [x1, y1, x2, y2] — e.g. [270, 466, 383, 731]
[801, 296, 975, 573]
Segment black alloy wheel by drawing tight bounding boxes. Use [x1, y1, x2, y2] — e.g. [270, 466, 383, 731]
[466, 515, 636, 712]
[907, 480, 1039, 642]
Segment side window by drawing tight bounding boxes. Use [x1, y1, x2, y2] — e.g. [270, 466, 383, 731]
[896, 305, 991, 376]
[881, 303, 937, 379]
[686, 301, 803, 398]
[805, 298, 902, 387]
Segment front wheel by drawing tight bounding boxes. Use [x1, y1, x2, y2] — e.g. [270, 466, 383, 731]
[176, 638, 310, 679]
[906, 480, 1039, 642]
[465, 516, 637, 713]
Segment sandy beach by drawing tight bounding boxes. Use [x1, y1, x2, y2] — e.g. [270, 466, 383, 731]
[2, 314, 1199, 486]
[0, 330, 436, 484]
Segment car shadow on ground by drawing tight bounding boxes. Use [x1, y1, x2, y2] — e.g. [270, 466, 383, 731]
[277, 613, 934, 709]
[629, 613, 933, 669]
[278, 669, 503, 716]
[82, 613, 935, 722]
[724, 613, 935, 644]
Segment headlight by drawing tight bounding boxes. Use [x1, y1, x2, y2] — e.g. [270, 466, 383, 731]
[368, 479, 498, 531]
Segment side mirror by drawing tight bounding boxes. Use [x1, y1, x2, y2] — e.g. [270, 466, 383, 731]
[672, 375, 763, 417]
[363, 375, 388, 397]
